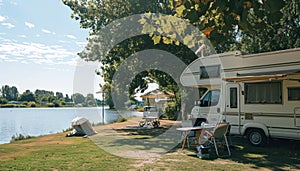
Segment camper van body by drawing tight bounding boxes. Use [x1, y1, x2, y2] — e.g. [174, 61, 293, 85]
[180, 48, 300, 146]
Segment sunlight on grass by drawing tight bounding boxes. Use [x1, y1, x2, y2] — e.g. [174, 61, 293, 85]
[244, 153, 267, 159]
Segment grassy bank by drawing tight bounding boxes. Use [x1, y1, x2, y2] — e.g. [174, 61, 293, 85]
[0, 119, 299, 171]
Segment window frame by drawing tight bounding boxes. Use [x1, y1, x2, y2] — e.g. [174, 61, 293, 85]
[199, 65, 221, 79]
[244, 81, 282, 104]
[287, 87, 300, 101]
[200, 89, 220, 107]
[230, 87, 238, 108]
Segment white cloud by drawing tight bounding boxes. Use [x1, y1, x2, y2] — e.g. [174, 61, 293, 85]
[25, 22, 35, 29]
[41, 29, 51, 34]
[18, 35, 27, 38]
[76, 41, 87, 47]
[0, 15, 5, 22]
[1, 22, 15, 29]
[10, 1, 18, 5]
[41, 29, 56, 35]
[0, 40, 78, 66]
[65, 34, 77, 39]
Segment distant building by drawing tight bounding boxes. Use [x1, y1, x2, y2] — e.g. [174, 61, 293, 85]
[140, 89, 175, 110]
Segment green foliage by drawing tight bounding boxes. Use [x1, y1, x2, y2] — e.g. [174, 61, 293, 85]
[71, 93, 85, 105]
[169, 0, 299, 53]
[63, 0, 299, 111]
[85, 93, 96, 106]
[46, 103, 55, 107]
[10, 134, 33, 142]
[163, 101, 178, 120]
[18, 90, 35, 102]
[0, 98, 8, 104]
[1, 85, 19, 101]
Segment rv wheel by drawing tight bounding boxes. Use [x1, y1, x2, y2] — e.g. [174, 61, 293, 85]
[246, 129, 267, 147]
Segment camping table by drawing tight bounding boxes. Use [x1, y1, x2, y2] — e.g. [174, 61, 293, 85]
[176, 124, 215, 151]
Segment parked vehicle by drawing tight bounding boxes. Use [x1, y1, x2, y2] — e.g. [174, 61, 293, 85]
[128, 104, 138, 110]
[180, 48, 300, 146]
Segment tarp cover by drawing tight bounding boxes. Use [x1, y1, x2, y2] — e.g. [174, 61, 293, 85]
[70, 117, 97, 136]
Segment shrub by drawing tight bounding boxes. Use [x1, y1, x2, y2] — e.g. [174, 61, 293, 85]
[10, 134, 33, 142]
[60, 101, 66, 106]
[164, 101, 178, 120]
[28, 101, 36, 107]
[0, 98, 8, 104]
[46, 103, 54, 107]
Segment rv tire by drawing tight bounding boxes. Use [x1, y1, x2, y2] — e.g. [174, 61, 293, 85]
[246, 129, 267, 147]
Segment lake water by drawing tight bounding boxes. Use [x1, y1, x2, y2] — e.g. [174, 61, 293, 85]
[0, 107, 142, 144]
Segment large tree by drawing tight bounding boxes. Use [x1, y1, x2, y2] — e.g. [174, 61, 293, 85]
[1, 85, 19, 101]
[63, 0, 299, 109]
[18, 90, 36, 102]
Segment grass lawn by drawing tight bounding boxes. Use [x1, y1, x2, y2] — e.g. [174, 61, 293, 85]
[0, 118, 299, 171]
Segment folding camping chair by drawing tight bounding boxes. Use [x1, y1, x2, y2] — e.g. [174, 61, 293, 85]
[209, 123, 231, 157]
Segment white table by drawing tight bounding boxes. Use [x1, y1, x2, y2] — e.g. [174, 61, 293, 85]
[177, 124, 215, 151]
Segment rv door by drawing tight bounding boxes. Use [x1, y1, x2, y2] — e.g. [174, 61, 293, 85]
[225, 83, 241, 135]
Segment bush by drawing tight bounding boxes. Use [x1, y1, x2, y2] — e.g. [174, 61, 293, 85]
[28, 101, 36, 107]
[54, 102, 60, 107]
[46, 103, 54, 107]
[0, 98, 8, 104]
[60, 101, 66, 106]
[164, 101, 178, 120]
[10, 134, 33, 142]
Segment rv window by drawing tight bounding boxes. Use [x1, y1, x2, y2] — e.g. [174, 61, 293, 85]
[200, 65, 220, 79]
[245, 82, 282, 104]
[200, 89, 220, 107]
[230, 88, 238, 108]
[288, 87, 300, 101]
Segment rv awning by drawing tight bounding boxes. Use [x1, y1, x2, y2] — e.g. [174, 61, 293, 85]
[224, 69, 300, 82]
[223, 74, 287, 82]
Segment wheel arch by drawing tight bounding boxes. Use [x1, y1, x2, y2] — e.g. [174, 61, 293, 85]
[241, 122, 269, 137]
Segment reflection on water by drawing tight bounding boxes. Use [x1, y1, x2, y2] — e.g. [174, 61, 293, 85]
[0, 107, 141, 144]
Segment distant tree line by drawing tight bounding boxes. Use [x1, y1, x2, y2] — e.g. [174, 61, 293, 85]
[0, 85, 98, 107]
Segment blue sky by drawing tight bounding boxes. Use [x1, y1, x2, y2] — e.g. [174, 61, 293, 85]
[0, 0, 104, 98]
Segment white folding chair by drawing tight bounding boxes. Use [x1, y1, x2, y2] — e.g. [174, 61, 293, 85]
[209, 123, 231, 157]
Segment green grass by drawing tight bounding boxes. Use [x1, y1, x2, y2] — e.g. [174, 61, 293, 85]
[0, 124, 299, 171]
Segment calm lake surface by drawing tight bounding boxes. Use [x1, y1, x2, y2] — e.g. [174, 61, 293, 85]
[0, 107, 142, 144]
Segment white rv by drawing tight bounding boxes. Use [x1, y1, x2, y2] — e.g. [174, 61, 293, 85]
[180, 48, 300, 146]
